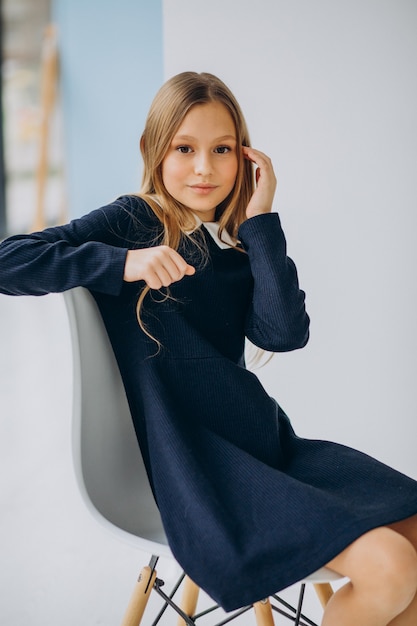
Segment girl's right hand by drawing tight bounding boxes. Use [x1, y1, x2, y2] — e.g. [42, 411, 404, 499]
[242, 146, 277, 218]
[123, 246, 195, 289]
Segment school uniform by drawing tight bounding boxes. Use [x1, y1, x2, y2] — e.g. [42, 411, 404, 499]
[1, 194, 417, 611]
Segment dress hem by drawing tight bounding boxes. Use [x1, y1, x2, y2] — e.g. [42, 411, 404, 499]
[217, 501, 417, 612]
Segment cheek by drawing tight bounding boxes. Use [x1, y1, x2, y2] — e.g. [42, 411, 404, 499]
[161, 159, 174, 191]
[226, 157, 239, 186]
[162, 158, 184, 189]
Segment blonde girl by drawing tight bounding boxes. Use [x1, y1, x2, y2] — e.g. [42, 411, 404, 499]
[1, 72, 417, 625]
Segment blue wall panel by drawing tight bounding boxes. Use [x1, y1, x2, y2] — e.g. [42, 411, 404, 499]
[53, 0, 163, 217]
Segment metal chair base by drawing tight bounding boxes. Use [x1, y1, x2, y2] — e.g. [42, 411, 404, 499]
[121, 555, 321, 626]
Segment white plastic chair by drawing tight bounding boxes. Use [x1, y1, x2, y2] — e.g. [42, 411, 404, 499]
[63, 286, 343, 626]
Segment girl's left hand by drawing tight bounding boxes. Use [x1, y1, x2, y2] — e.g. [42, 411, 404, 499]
[243, 146, 277, 219]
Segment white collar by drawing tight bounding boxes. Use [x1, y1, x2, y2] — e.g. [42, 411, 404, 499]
[148, 198, 235, 249]
[189, 213, 235, 249]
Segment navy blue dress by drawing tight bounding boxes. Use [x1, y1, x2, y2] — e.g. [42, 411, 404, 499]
[1, 195, 417, 611]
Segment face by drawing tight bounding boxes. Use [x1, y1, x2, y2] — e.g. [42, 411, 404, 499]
[161, 101, 238, 222]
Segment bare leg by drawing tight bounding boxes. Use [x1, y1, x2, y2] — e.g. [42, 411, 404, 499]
[386, 514, 417, 626]
[321, 526, 417, 626]
[388, 513, 417, 548]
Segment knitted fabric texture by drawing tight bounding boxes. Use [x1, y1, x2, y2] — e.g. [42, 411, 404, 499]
[1, 195, 417, 610]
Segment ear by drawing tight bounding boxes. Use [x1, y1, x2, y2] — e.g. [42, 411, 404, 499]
[139, 135, 145, 155]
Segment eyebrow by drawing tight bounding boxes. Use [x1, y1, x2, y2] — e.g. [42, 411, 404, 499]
[173, 134, 237, 142]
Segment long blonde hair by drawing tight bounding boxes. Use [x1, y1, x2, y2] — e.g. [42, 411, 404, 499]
[136, 71, 255, 346]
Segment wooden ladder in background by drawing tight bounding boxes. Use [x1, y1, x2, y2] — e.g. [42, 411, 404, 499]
[32, 23, 60, 232]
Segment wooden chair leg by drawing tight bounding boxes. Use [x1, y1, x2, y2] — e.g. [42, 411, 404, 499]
[120, 563, 157, 626]
[253, 598, 275, 626]
[177, 576, 200, 626]
[313, 582, 334, 608]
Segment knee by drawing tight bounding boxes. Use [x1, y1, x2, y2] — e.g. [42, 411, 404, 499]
[358, 527, 417, 612]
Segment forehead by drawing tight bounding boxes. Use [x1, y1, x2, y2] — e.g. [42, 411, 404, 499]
[175, 101, 236, 139]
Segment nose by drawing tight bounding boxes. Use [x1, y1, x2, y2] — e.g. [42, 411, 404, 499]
[193, 151, 212, 176]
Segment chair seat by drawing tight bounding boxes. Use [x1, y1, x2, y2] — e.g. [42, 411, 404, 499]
[301, 566, 343, 583]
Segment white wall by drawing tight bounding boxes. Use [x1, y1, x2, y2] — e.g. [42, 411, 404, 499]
[1, 3, 416, 625]
[164, 0, 417, 478]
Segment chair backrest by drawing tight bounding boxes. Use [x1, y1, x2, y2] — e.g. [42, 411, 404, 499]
[63, 287, 169, 550]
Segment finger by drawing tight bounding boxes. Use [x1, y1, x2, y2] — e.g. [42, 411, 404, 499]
[142, 247, 196, 287]
[166, 261, 195, 281]
[145, 269, 164, 290]
[165, 248, 195, 279]
[242, 145, 263, 160]
[184, 264, 196, 276]
[163, 255, 195, 284]
[155, 253, 195, 286]
[242, 147, 276, 188]
[244, 157, 272, 184]
[242, 146, 257, 164]
[242, 146, 273, 167]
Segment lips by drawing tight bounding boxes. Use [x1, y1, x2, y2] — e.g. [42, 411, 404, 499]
[189, 184, 218, 195]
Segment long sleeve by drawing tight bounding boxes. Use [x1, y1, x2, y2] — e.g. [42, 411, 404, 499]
[0, 197, 136, 297]
[238, 212, 310, 352]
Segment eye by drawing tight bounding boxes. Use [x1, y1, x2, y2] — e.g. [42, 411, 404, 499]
[176, 145, 193, 154]
[214, 145, 232, 154]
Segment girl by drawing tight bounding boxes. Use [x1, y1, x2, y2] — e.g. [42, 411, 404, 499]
[1, 71, 417, 625]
